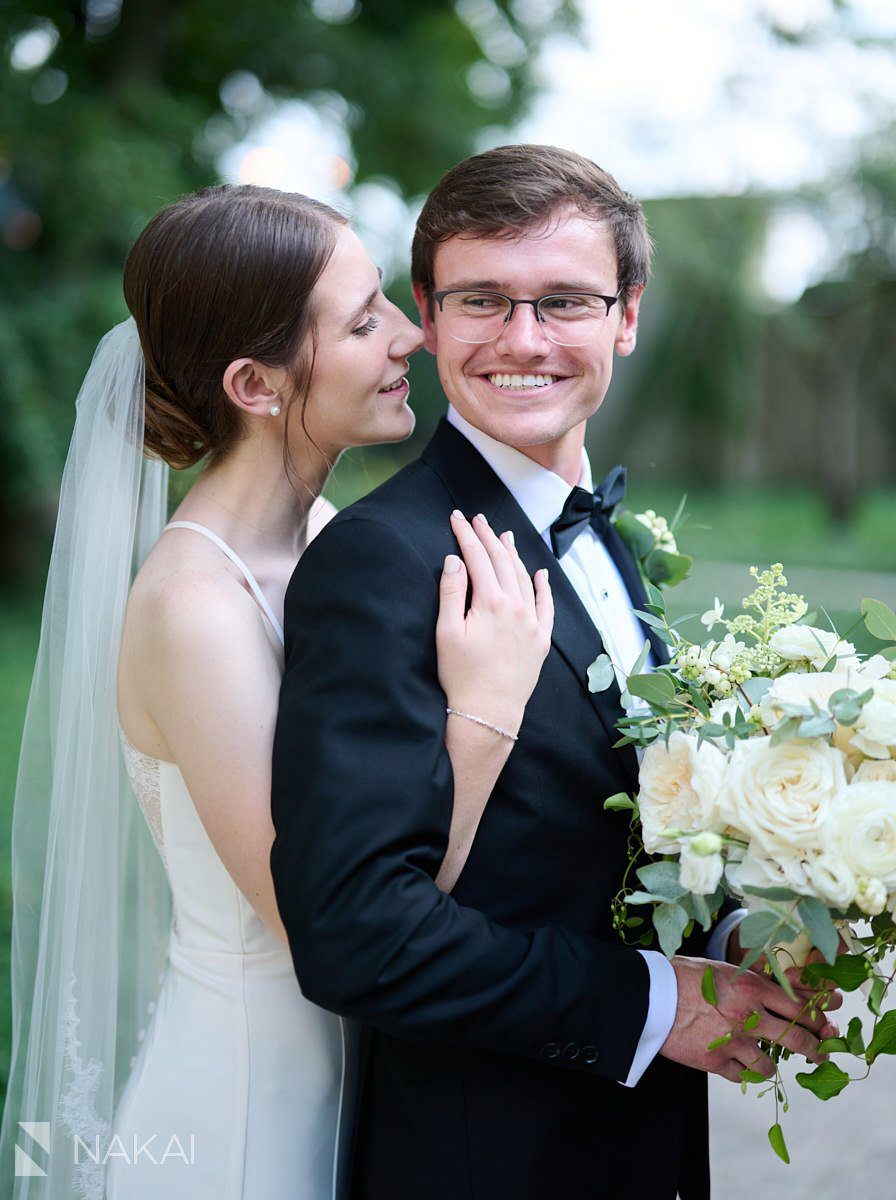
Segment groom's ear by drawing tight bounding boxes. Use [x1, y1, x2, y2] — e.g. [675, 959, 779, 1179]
[412, 284, 438, 355]
[613, 285, 644, 358]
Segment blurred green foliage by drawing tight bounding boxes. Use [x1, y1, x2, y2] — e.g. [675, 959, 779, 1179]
[0, 0, 577, 576]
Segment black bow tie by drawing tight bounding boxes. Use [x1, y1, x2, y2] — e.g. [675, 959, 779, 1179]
[549, 465, 627, 558]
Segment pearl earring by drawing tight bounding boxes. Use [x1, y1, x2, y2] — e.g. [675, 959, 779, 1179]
[269, 404, 281, 417]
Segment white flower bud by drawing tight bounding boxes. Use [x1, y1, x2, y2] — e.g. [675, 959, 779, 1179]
[690, 831, 724, 856]
[855, 876, 888, 917]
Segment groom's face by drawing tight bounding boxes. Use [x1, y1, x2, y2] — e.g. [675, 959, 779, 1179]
[415, 208, 642, 460]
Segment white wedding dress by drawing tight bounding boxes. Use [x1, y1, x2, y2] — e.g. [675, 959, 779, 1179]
[108, 522, 354, 1200]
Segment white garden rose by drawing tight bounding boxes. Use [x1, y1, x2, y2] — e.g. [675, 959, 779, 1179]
[726, 849, 814, 897]
[637, 732, 726, 853]
[805, 851, 858, 909]
[719, 735, 847, 854]
[679, 844, 724, 895]
[760, 670, 861, 761]
[854, 758, 896, 783]
[851, 679, 896, 760]
[769, 625, 856, 670]
[759, 670, 846, 726]
[825, 780, 896, 887]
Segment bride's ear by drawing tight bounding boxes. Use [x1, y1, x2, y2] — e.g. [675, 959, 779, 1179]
[222, 358, 286, 417]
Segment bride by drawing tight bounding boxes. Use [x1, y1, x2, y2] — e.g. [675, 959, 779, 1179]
[0, 185, 553, 1199]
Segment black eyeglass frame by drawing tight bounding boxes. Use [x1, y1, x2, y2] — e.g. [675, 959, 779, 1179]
[431, 289, 621, 338]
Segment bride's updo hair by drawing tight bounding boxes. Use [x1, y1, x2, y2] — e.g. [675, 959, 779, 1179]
[124, 185, 347, 469]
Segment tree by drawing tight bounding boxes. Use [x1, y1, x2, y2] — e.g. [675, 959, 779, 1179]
[0, 0, 577, 577]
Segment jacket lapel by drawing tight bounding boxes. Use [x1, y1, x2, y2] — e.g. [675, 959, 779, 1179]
[421, 420, 638, 770]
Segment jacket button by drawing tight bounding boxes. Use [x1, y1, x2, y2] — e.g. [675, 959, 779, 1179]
[563, 1042, 580, 1061]
[581, 1045, 599, 1065]
[540, 1042, 560, 1060]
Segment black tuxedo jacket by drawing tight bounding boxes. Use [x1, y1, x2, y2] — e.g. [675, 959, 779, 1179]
[271, 419, 712, 1200]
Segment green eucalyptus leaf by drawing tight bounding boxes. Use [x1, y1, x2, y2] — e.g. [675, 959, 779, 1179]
[654, 901, 689, 957]
[797, 896, 839, 964]
[768, 1123, 790, 1164]
[795, 1061, 850, 1100]
[771, 715, 802, 746]
[740, 884, 800, 902]
[740, 676, 774, 705]
[645, 547, 693, 587]
[637, 861, 686, 901]
[738, 909, 783, 949]
[626, 672, 677, 706]
[624, 890, 663, 906]
[862, 598, 896, 642]
[587, 653, 616, 693]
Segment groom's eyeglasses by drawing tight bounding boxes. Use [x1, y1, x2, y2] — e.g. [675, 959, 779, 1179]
[431, 289, 620, 347]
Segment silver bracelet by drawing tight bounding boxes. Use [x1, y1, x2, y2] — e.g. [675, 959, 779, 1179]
[445, 706, 519, 742]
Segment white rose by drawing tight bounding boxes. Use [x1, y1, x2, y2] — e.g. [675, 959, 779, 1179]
[760, 671, 861, 761]
[679, 844, 724, 895]
[727, 849, 814, 897]
[760, 670, 846, 726]
[854, 758, 896, 783]
[719, 736, 847, 855]
[855, 876, 888, 917]
[825, 780, 896, 887]
[637, 732, 726, 853]
[770, 625, 856, 670]
[851, 679, 896, 760]
[805, 851, 857, 909]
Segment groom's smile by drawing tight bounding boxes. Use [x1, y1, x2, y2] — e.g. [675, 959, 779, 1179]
[415, 206, 642, 481]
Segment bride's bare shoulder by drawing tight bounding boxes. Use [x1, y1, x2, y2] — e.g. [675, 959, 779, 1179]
[124, 534, 268, 660]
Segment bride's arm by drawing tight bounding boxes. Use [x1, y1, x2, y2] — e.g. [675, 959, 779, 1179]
[434, 513, 553, 892]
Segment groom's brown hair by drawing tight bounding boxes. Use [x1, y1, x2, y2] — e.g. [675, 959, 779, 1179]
[411, 144, 652, 311]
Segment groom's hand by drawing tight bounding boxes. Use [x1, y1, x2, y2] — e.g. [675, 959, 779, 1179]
[658, 956, 842, 1084]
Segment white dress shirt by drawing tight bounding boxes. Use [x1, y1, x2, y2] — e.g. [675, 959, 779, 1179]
[446, 406, 739, 1086]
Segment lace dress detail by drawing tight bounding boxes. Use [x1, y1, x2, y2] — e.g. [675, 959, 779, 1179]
[120, 729, 167, 869]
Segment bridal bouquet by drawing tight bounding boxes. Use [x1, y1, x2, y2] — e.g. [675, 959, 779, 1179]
[589, 535, 896, 1161]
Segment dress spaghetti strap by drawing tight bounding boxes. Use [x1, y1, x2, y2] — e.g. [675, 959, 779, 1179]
[165, 520, 285, 646]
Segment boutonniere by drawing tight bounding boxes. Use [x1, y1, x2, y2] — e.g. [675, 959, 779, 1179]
[612, 497, 693, 589]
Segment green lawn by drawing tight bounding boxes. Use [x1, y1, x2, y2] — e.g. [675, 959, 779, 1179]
[0, 485, 894, 1103]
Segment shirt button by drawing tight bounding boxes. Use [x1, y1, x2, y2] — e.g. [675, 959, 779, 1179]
[581, 1045, 599, 1065]
[563, 1042, 580, 1061]
[540, 1042, 561, 1060]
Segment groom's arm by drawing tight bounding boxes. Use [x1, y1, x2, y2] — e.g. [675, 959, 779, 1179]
[271, 514, 651, 1085]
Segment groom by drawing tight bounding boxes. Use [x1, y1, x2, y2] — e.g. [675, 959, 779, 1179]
[271, 145, 831, 1199]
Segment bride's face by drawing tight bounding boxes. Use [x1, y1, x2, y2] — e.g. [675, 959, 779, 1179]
[297, 226, 423, 458]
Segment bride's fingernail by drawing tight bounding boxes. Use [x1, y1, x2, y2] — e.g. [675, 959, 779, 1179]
[451, 509, 465, 520]
[474, 513, 488, 525]
[502, 530, 514, 546]
[444, 555, 461, 573]
[537, 568, 550, 582]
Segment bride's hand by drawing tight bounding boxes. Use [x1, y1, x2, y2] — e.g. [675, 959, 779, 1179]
[436, 511, 553, 737]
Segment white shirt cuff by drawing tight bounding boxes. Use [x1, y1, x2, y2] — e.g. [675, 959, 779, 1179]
[704, 908, 747, 963]
[622, 950, 678, 1087]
